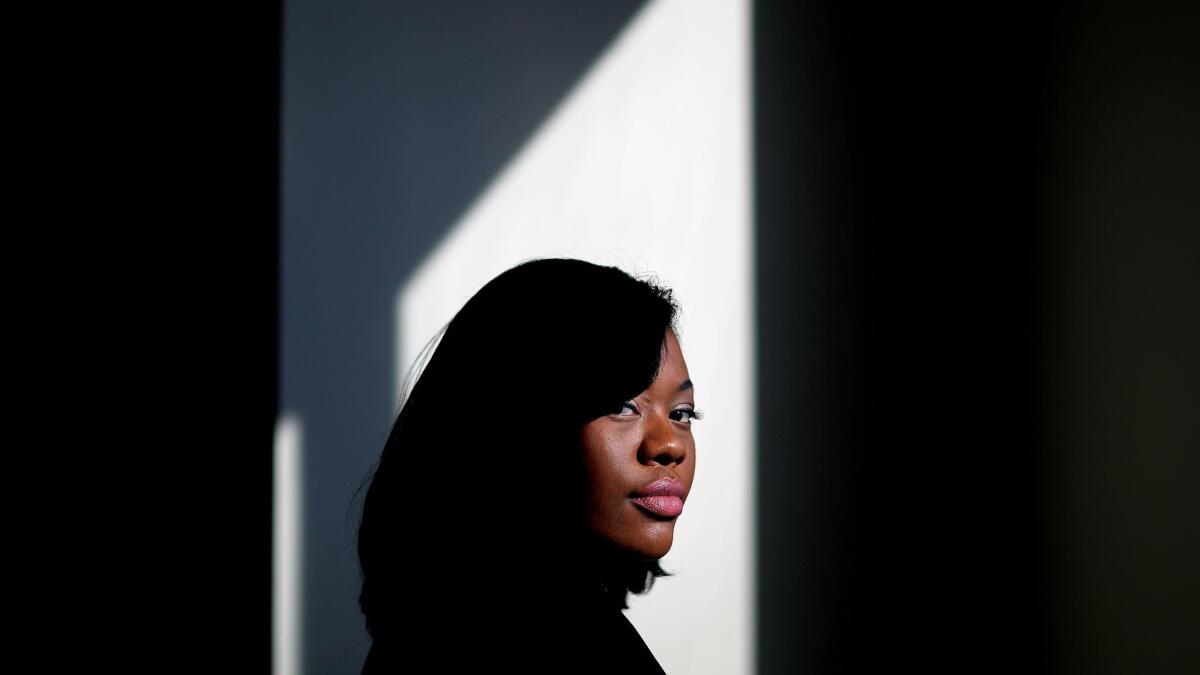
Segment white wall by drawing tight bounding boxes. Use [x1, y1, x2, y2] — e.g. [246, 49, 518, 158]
[395, 1, 754, 672]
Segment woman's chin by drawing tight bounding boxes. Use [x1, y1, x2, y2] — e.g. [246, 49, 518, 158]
[627, 532, 674, 561]
[585, 522, 675, 562]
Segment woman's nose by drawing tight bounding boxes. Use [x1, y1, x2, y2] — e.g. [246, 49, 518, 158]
[638, 411, 687, 466]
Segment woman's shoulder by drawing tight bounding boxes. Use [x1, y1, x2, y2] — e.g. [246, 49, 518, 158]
[496, 583, 667, 674]
[601, 606, 669, 674]
[362, 584, 667, 674]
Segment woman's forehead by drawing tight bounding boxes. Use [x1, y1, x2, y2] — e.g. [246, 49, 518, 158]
[655, 330, 690, 385]
[665, 329, 686, 361]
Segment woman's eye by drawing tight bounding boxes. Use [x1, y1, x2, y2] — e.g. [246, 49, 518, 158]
[609, 403, 704, 422]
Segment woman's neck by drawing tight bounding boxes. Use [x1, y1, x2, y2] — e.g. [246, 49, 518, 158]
[569, 531, 643, 609]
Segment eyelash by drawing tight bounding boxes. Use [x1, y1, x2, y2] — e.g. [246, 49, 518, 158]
[616, 402, 704, 423]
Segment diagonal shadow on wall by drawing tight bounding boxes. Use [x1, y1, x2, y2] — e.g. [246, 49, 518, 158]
[282, 2, 649, 672]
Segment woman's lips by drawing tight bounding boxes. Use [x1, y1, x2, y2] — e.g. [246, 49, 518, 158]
[631, 495, 684, 517]
[631, 477, 686, 517]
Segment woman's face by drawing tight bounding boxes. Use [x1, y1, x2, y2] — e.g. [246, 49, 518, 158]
[580, 329, 698, 562]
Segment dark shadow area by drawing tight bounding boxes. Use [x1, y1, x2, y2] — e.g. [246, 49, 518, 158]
[53, 2, 283, 671]
[755, 0, 1198, 673]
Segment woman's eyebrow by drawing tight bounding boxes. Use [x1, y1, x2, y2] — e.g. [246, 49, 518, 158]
[678, 378, 693, 392]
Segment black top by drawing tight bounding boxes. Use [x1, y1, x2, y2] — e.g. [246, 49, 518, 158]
[361, 580, 667, 674]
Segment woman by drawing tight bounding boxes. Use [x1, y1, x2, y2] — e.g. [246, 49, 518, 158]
[355, 257, 701, 673]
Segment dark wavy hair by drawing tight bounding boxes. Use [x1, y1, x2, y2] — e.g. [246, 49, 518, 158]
[353, 257, 683, 655]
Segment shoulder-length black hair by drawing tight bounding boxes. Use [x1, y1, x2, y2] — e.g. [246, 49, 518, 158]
[354, 257, 683, 651]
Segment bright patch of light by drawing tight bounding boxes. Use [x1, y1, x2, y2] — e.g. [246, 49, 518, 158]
[274, 413, 304, 675]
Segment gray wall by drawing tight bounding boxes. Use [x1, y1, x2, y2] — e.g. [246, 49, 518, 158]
[281, 2, 646, 671]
